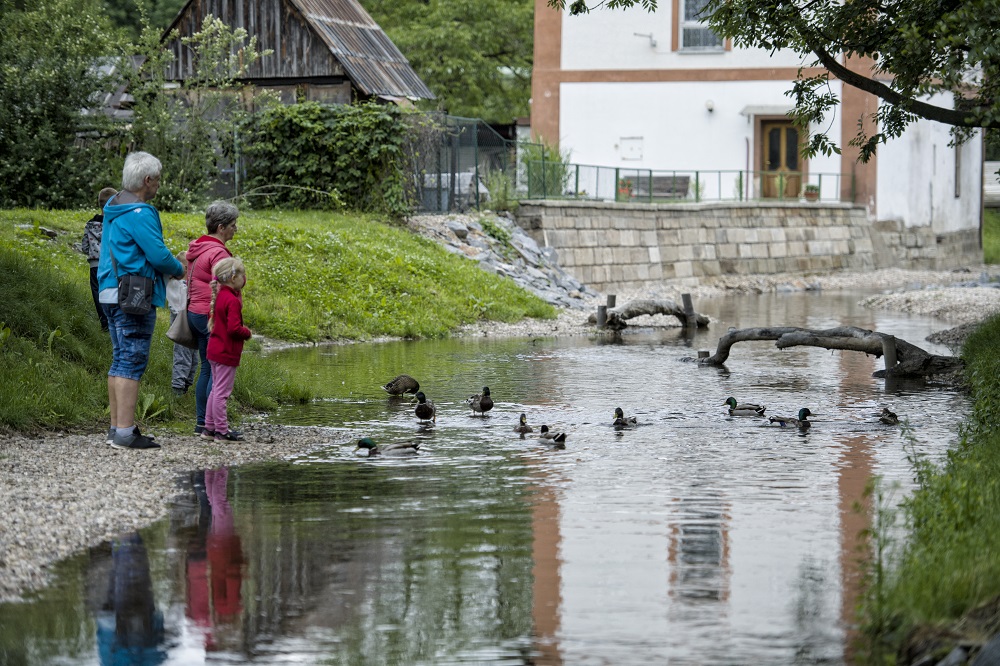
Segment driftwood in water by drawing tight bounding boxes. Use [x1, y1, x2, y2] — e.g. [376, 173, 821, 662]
[587, 299, 710, 330]
[699, 325, 964, 378]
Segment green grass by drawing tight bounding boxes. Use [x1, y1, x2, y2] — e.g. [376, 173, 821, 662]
[0, 208, 554, 432]
[861, 313, 1000, 657]
[983, 208, 1000, 264]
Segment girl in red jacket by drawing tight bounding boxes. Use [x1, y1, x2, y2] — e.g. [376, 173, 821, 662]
[202, 258, 252, 442]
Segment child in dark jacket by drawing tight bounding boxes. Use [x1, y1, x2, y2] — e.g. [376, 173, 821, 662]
[80, 187, 119, 331]
[202, 258, 252, 442]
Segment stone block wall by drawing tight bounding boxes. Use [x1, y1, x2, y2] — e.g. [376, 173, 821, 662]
[516, 200, 982, 292]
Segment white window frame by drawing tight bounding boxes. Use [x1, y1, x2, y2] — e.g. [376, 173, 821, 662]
[679, 0, 724, 52]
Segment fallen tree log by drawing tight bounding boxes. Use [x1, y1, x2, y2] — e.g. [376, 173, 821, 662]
[587, 299, 710, 330]
[699, 325, 964, 378]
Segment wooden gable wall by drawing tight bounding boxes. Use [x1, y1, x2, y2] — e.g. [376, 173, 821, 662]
[164, 0, 345, 82]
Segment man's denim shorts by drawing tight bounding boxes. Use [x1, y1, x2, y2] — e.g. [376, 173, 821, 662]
[102, 303, 157, 381]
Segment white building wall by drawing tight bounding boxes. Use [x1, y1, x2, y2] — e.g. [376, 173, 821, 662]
[560, 6, 810, 71]
[559, 80, 842, 178]
[877, 93, 983, 233]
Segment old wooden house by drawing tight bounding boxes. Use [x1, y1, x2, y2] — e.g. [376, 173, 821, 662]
[162, 0, 434, 105]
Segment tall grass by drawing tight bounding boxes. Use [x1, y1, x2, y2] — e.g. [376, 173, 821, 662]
[861, 313, 1000, 654]
[983, 208, 1000, 264]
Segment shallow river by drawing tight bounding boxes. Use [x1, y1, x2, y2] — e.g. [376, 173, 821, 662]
[0, 291, 968, 665]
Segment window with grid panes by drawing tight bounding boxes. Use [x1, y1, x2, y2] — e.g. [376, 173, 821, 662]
[681, 0, 723, 50]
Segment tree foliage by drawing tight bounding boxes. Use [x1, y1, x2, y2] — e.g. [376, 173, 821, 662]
[0, 0, 119, 207]
[551, 0, 1000, 160]
[360, 0, 533, 124]
[101, 0, 186, 40]
[122, 15, 273, 210]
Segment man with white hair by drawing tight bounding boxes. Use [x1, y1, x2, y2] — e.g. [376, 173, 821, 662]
[97, 151, 187, 450]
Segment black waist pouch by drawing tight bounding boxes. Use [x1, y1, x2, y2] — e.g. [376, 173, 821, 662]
[118, 274, 154, 315]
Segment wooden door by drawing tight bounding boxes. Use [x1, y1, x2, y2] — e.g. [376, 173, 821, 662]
[761, 122, 801, 198]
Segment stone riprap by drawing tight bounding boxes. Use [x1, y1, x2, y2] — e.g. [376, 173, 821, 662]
[408, 213, 601, 309]
[516, 200, 983, 293]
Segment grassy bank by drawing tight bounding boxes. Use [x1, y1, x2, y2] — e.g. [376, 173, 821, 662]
[862, 314, 1000, 661]
[984, 208, 1000, 264]
[0, 209, 555, 433]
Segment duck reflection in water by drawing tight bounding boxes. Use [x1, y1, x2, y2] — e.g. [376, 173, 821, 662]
[97, 533, 166, 665]
[186, 467, 244, 651]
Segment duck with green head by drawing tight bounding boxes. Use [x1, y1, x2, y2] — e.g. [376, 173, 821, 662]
[613, 407, 637, 428]
[414, 391, 436, 422]
[355, 437, 420, 456]
[724, 397, 766, 416]
[514, 413, 533, 434]
[382, 374, 420, 396]
[768, 408, 813, 428]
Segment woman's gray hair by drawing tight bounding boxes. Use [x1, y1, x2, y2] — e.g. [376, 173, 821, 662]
[121, 152, 162, 192]
[205, 200, 240, 233]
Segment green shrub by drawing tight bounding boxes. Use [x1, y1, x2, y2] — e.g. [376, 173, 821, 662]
[240, 102, 410, 217]
[521, 141, 570, 198]
[484, 168, 518, 212]
[984, 208, 1000, 264]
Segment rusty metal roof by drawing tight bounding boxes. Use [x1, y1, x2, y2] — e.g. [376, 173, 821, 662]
[288, 0, 434, 100]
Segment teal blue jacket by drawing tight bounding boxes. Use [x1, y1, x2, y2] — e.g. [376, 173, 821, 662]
[97, 198, 184, 308]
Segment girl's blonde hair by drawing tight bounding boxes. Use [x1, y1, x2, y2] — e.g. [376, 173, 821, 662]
[208, 257, 246, 332]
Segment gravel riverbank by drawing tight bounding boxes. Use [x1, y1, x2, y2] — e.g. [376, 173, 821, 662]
[2, 223, 997, 603]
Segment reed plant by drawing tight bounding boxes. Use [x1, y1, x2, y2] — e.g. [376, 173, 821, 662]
[860, 313, 1000, 656]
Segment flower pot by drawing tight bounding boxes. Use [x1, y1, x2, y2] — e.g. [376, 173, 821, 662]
[804, 190, 819, 202]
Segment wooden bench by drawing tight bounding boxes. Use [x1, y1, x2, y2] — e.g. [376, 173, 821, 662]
[624, 175, 691, 200]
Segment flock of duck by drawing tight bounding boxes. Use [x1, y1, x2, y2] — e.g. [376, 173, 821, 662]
[354, 376, 901, 457]
[724, 397, 900, 428]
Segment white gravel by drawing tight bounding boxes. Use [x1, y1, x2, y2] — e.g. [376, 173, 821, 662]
[2, 265, 997, 603]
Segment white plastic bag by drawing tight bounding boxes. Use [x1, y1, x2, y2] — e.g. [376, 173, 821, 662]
[165, 278, 187, 314]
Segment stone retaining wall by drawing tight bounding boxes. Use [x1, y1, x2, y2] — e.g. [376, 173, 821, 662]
[516, 200, 982, 292]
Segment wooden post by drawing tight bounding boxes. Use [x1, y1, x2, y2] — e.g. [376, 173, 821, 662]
[607, 294, 617, 308]
[596, 305, 607, 329]
[882, 335, 897, 373]
[681, 293, 696, 328]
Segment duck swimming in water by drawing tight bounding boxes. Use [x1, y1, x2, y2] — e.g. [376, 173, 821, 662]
[879, 407, 899, 425]
[414, 391, 436, 422]
[514, 413, 533, 434]
[613, 407, 637, 428]
[724, 397, 766, 416]
[768, 408, 813, 428]
[538, 425, 567, 446]
[355, 437, 420, 456]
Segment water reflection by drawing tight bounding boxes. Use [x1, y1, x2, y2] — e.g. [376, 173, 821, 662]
[97, 534, 166, 665]
[0, 290, 971, 665]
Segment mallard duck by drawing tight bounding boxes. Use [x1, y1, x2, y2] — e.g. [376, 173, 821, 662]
[768, 408, 813, 428]
[467, 386, 494, 416]
[414, 391, 436, 422]
[355, 437, 420, 456]
[613, 407, 638, 428]
[381, 374, 420, 396]
[724, 397, 766, 416]
[879, 407, 899, 425]
[538, 425, 567, 446]
[514, 413, 533, 434]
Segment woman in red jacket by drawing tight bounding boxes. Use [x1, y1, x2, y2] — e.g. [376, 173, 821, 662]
[202, 258, 252, 442]
[187, 202, 239, 436]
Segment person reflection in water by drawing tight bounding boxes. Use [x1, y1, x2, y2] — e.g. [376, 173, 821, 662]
[97, 533, 166, 665]
[186, 466, 244, 650]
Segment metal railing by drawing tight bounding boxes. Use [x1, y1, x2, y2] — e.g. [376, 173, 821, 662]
[524, 162, 855, 204]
